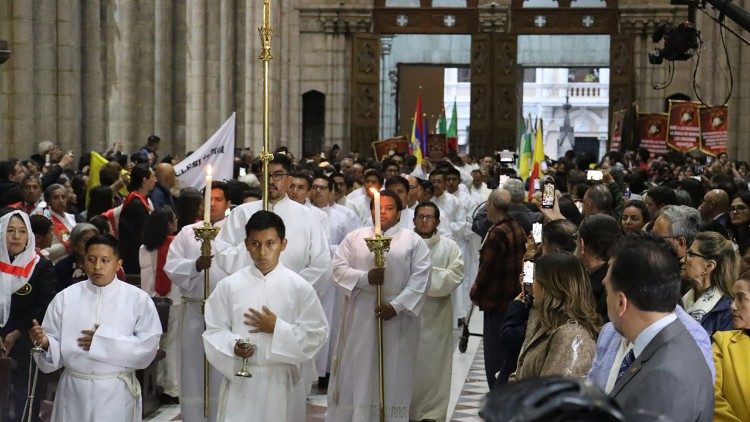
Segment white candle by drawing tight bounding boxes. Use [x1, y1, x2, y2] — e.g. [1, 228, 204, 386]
[371, 188, 381, 236]
[204, 165, 212, 224]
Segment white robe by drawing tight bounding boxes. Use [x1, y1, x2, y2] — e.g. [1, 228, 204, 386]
[470, 182, 492, 201]
[202, 264, 328, 422]
[215, 196, 332, 294]
[164, 220, 230, 422]
[410, 233, 464, 422]
[433, 192, 469, 320]
[35, 278, 162, 422]
[346, 194, 372, 228]
[326, 226, 431, 422]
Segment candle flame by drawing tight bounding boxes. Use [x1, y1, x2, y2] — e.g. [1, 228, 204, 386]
[369, 188, 379, 196]
[207, 165, 212, 176]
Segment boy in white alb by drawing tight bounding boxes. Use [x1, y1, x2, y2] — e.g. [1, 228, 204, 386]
[203, 210, 329, 421]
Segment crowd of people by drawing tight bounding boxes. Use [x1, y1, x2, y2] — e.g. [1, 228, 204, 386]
[0, 137, 749, 421]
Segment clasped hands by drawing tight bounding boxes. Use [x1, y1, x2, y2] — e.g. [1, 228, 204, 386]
[367, 268, 397, 321]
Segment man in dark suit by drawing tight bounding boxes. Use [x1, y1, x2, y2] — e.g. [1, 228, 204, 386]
[698, 188, 730, 234]
[604, 233, 713, 422]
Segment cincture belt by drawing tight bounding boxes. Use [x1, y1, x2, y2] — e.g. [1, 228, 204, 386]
[65, 368, 141, 397]
[181, 297, 205, 304]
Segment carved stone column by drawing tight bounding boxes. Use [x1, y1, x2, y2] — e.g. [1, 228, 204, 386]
[186, 0, 207, 151]
[34, 0, 58, 143]
[379, 36, 393, 140]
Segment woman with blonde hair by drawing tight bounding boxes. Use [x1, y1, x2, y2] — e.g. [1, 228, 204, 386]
[681, 231, 738, 335]
[510, 252, 600, 380]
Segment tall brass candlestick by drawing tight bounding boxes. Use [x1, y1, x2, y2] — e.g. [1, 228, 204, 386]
[258, 0, 274, 211]
[364, 234, 392, 422]
[193, 222, 220, 417]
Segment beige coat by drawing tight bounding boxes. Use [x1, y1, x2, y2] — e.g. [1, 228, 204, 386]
[510, 310, 597, 381]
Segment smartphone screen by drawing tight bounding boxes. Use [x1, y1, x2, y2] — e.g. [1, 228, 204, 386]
[532, 222, 542, 244]
[541, 183, 555, 209]
[522, 261, 535, 285]
[587, 170, 604, 181]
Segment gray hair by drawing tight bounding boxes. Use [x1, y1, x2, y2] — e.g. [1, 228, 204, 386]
[659, 205, 701, 245]
[37, 140, 54, 155]
[70, 223, 99, 248]
[502, 178, 526, 203]
[488, 188, 511, 213]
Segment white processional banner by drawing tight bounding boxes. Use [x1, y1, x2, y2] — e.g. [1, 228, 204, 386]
[175, 112, 236, 189]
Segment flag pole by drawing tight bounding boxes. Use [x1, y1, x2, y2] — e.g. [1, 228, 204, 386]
[259, 0, 274, 211]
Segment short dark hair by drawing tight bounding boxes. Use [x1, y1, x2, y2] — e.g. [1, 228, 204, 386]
[245, 210, 286, 239]
[146, 135, 161, 146]
[85, 233, 121, 258]
[143, 207, 176, 251]
[420, 179, 435, 195]
[29, 214, 52, 236]
[21, 173, 41, 189]
[444, 167, 461, 179]
[578, 214, 623, 260]
[269, 154, 293, 173]
[99, 161, 122, 186]
[88, 214, 111, 235]
[414, 201, 440, 219]
[384, 176, 409, 192]
[176, 188, 202, 231]
[210, 180, 230, 202]
[363, 168, 384, 185]
[127, 163, 153, 192]
[647, 185, 677, 207]
[609, 232, 681, 312]
[543, 219, 577, 253]
[428, 168, 446, 179]
[585, 185, 614, 214]
[312, 175, 334, 191]
[369, 190, 404, 212]
[290, 171, 312, 190]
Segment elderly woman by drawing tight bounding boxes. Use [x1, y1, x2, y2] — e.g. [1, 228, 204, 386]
[42, 183, 76, 263]
[681, 231, 738, 336]
[53, 223, 100, 292]
[0, 210, 56, 421]
[712, 273, 750, 422]
[509, 252, 600, 381]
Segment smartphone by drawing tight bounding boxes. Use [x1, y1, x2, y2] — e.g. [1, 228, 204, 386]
[541, 182, 555, 209]
[522, 261, 535, 285]
[532, 222, 542, 244]
[587, 170, 604, 181]
[44, 154, 50, 167]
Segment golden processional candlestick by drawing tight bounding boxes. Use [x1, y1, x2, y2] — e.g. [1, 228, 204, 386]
[193, 222, 220, 417]
[364, 234, 392, 422]
[258, 0, 274, 211]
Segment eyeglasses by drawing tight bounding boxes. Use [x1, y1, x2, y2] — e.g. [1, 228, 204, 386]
[311, 185, 329, 191]
[730, 206, 749, 213]
[415, 215, 436, 221]
[686, 249, 711, 260]
[268, 172, 288, 181]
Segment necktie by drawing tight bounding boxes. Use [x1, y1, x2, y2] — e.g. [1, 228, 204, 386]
[617, 349, 636, 381]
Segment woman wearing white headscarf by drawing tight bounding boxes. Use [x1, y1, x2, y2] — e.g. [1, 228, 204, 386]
[0, 210, 56, 421]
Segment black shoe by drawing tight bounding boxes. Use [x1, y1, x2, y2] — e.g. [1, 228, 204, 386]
[159, 393, 180, 405]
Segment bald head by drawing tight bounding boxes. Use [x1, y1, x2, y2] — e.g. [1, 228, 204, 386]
[486, 188, 511, 223]
[155, 163, 176, 188]
[699, 188, 730, 220]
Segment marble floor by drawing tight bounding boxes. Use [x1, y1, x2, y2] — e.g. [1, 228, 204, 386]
[146, 310, 487, 422]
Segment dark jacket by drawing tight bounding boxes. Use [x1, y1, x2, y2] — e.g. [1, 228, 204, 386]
[495, 299, 529, 386]
[470, 216, 526, 312]
[699, 295, 733, 336]
[0, 180, 21, 209]
[118, 197, 150, 274]
[589, 263, 609, 323]
[149, 183, 174, 210]
[0, 257, 57, 338]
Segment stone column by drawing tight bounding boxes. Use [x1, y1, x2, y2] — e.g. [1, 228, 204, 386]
[136, 0, 156, 145]
[33, 0, 58, 144]
[219, 0, 235, 123]
[243, 1, 261, 152]
[2, 1, 34, 158]
[108, 0, 138, 151]
[82, 0, 105, 153]
[205, 1, 221, 133]
[154, 0, 173, 151]
[56, 0, 82, 152]
[171, 0, 188, 155]
[379, 36, 393, 140]
[186, 0, 207, 150]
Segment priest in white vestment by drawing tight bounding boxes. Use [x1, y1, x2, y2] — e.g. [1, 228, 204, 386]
[163, 181, 232, 421]
[326, 190, 431, 422]
[203, 211, 328, 422]
[31, 234, 162, 422]
[409, 203, 464, 422]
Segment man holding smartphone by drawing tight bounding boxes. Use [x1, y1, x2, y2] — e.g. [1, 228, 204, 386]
[469, 189, 526, 388]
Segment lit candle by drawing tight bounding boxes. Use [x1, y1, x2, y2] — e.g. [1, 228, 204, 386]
[370, 188, 381, 236]
[204, 165, 212, 224]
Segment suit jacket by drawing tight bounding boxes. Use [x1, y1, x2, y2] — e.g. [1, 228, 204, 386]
[712, 330, 750, 422]
[611, 319, 714, 422]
